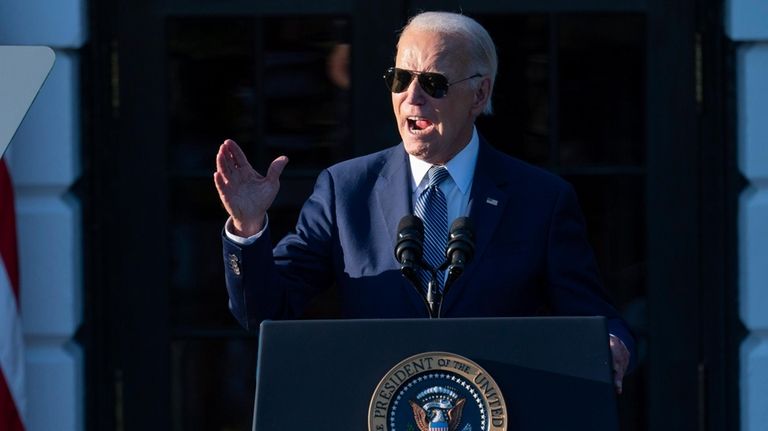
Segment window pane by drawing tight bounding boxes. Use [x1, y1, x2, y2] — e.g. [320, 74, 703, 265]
[566, 174, 646, 305]
[167, 17, 257, 173]
[558, 14, 645, 167]
[261, 17, 352, 169]
[166, 15, 351, 173]
[474, 14, 550, 166]
[171, 338, 257, 431]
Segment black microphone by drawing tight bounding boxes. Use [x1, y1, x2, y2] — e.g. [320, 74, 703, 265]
[445, 217, 475, 289]
[395, 215, 424, 288]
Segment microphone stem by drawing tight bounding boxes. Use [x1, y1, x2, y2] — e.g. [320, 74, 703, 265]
[426, 270, 442, 319]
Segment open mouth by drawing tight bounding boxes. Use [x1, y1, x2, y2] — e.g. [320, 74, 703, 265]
[407, 117, 434, 134]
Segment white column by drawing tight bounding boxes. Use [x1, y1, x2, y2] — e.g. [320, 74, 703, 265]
[0, 0, 86, 430]
[727, 1, 768, 429]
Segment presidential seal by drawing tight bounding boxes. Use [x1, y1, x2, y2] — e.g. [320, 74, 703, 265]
[368, 352, 507, 431]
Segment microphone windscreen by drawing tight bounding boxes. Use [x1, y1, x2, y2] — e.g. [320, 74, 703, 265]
[395, 215, 424, 266]
[450, 217, 474, 236]
[398, 214, 424, 234]
[447, 217, 475, 265]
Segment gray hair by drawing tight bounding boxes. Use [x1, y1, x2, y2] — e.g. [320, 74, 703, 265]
[399, 11, 498, 115]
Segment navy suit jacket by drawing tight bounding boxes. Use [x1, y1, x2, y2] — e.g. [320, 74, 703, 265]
[222, 139, 635, 359]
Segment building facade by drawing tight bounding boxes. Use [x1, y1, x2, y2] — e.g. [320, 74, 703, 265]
[728, 1, 768, 429]
[1, 0, 766, 429]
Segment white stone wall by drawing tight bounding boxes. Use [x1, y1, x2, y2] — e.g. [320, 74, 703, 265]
[0, 0, 85, 430]
[727, 1, 768, 430]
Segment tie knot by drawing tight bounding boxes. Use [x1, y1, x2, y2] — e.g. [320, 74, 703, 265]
[427, 166, 449, 188]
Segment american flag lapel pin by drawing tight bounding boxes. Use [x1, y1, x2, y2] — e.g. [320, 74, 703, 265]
[486, 197, 498, 206]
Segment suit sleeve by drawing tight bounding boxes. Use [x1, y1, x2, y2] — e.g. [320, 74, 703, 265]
[222, 169, 337, 331]
[546, 183, 637, 370]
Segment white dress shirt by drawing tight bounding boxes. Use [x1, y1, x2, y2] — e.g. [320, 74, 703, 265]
[408, 127, 479, 223]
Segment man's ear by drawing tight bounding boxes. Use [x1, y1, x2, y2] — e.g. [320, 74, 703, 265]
[470, 77, 491, 116]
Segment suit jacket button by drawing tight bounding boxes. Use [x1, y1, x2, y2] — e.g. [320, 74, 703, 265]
[228, 254, 241, 276]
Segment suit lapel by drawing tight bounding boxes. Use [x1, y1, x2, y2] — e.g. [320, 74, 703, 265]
[441, 140, 510, 314]
[372, 146, 428, 314]
[373, 145, 412, 247]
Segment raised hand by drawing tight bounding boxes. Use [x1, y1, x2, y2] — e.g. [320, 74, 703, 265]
[214, 139, 289, 237]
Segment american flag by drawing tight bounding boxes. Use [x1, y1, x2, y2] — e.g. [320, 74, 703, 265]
[0, 158, 25, 430]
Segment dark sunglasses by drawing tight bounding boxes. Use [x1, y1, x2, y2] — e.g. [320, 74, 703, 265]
[383, 67, 482, 99]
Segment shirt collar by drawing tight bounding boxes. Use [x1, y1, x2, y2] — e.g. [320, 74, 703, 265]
[408, 127, 479, 195]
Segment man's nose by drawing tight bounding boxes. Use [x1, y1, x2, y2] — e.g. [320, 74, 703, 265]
[403, 76, 426, 105]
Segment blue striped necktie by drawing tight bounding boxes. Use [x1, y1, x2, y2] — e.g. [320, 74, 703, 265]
[414, 165, 449, 292]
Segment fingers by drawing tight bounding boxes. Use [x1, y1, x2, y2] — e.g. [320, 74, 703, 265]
[609, 334, 630, 395]
[613, 365, 624, 395]
[213, 171, 234, 207]
[266, 156, 290, 182]
[217, 139, 252, 179]
[613, 358, 625, 394]
[216, 141, 239, 180]
[213, 171, 237, 220]
[224, 139, 254, 171]
[213, 171, 227, 195]
[218, 140, 285, 184]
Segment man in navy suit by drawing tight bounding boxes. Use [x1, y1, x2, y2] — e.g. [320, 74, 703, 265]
[214, 11, 633, 392]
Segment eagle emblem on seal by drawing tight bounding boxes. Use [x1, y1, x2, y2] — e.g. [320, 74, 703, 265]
[409, 386, 467, 431]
